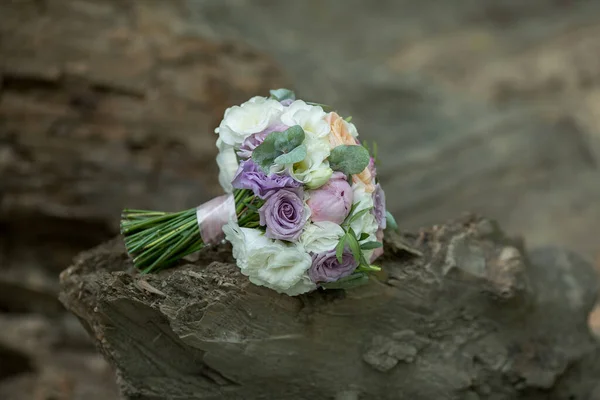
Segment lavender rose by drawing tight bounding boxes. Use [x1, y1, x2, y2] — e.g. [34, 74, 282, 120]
[232, 159, 301, 199]
[237, 123, 289, 159]
[373, 183, 386, 230]
[309, 248, 358, 283]
[306, 172, 352, 225]
[259, 189, 306, 241]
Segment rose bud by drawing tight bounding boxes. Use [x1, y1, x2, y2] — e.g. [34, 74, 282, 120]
[307, 172, 353, 225]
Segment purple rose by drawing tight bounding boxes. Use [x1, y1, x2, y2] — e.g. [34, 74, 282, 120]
[259, 189, 306, 241]
[237, 123, 289, 159]
[306, 172, 353, 225]
[373, 183, 386, 230]
[232, 159, 301, 199]
[309, 248, 358, 283]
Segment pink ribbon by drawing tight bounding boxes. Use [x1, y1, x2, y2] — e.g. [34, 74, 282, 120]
[196, 194, 236, 245]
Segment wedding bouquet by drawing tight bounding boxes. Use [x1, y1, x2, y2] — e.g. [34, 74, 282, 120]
[121, 89, 396, 296]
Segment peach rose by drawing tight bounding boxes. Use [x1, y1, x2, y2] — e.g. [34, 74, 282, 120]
[326, 112, 375, 193]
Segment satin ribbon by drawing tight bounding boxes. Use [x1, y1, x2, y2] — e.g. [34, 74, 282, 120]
[196, 194, 236, 245]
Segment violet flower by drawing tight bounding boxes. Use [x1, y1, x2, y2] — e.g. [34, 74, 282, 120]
[237, 123, 289, 159]
[372, 183, 386, 230]
[309, 248, 358, 283]
[259, 189, 306, 241]
[232, 159, 301, 199]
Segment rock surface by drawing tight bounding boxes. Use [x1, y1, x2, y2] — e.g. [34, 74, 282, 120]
[60, 216, 600, 399]
[0, 1, 287, 398]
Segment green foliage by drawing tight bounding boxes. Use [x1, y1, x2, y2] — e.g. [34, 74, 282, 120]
[329, 145, 370, 175]
[385, 211, 398, 232]
[269, 88, 296, 102]
[252, 125, 307, 172]
[360, 241, 383, 250]
[321, 272, 369, 290]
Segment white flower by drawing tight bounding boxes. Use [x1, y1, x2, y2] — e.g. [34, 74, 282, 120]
[216, 96, 284, 147]
[223, 222, 279, 271]
[249, 247, 314, 295]
[350, 183, 378, 236]
[277, 131, 330, 185]
[270, 273, 317, 296]
[305, 166, 333, 189]
[300, 221, 345, 253]
[281, 100, 330, 138]
[223, 222, 316, 296]
[216, 145, 239, 194]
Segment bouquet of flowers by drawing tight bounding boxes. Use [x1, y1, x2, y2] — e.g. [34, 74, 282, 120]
[120, 89, 396, 296]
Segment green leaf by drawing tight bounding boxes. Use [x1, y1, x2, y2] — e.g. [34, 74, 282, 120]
[335, 234, 347, 263]
[357, 264, 381, 272]
[360, 241, 383, 250]
[269, 88, 296, 101]
[320, 272, 369, 290]
[385, 211, 398, 232]
[346, 228, 362, 264]
[274, 144, 306, 165]
[359, 232, 370, 241]
[345, 116, 352, 122]
[274, 125, 305, 153]
[329, 145, 370, 175]
[349, 207, 372, 224]
[252, 133, 280, 172]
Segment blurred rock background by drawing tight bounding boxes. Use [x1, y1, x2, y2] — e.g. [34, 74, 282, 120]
[0, 0, 599, 398]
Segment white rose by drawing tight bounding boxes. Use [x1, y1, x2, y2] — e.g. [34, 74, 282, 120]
[216, 96, 284, 147]
[248, 244, 313, 294]
[300, 221, 345, 254]
[223, 222, 316, 296]
[223, 222, 279, 271]
[216, 145, 239, 194]
[281, 100, 330, 138]
[350, 183, 378, 236]
[275, 273, 317, 296]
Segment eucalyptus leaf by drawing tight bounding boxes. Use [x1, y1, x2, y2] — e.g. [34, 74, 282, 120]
[385, 211, 398, 231]
[274, 125, 305, 153]
[360, 241, 383, 250]
[321, 272, 369, 290]
[335, 234, 347, 263]
[269, 88, 296, 101]
[329, 145, 370, 175]
[274, 144, 307, 165]
[252, 133, 280, 172]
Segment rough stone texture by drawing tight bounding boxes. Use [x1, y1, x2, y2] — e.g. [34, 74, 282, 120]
[59, 216, 600, 399]
[0, 1, 287, 398]
[0, 0, 288, 276]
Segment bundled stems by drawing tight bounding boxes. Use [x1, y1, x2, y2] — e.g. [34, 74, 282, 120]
[120, 190, 264, 273]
